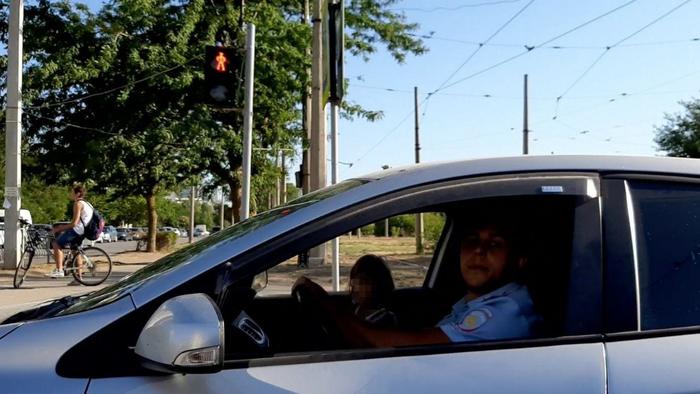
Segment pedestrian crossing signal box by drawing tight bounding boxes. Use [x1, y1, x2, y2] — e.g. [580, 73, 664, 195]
[204, 46, 240, 106]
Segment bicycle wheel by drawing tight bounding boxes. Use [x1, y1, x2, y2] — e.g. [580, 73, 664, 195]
[72, 246, 112, 286]
[13, 248, 34, 289]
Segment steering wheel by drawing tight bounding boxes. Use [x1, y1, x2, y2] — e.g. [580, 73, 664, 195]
[292, 283, 344, 345]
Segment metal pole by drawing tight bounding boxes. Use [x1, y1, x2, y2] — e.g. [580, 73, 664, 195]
[240, 23, 255, 221]
[302, 0, 311, 195]
[308, 0, 326, 265]
[189, 185, 195, 243]
[523, 74, 529, 155]
[414, 86, 424, 255]
[219, 186, 225, 229]
[3, 0, 23, 269]
[281, 150, 287, 203]
[310, 0, 326, 192]
[275, 151, 281, 206]
[330, 102, 340, 291]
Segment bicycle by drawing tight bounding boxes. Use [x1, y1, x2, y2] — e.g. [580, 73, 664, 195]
[14, 220, 113, 288]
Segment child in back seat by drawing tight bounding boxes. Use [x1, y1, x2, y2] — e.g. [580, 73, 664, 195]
[349, 254, 398, 327]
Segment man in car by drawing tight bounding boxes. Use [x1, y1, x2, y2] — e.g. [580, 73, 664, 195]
[293, 216, 541, 347]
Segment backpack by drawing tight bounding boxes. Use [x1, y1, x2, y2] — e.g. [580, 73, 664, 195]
[80, 201, 105, 241]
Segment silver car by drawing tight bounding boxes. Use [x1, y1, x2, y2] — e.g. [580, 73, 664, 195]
[1, 155, 699, 393]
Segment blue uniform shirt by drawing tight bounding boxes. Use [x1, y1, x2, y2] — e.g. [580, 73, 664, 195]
[437, 282, 540, 342]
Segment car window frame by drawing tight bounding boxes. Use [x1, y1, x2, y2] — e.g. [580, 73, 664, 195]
[219, 172, 605, 368]
[603, 173, 700, 341]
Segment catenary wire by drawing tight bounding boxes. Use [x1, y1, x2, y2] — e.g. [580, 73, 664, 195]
[433, 0, 641, 93]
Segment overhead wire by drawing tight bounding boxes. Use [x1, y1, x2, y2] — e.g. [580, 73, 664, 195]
[554, 0, 694, 114]
[27, 54, 202, 109]
[409, 33, 700, 50]
[391, 0, 524, 13]
[434, 0, 641, 93]
[27, 113, 121, 136]
[353, 0, 535, 165]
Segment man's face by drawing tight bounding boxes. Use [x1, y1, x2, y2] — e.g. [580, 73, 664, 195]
[459, 225, 513, 294]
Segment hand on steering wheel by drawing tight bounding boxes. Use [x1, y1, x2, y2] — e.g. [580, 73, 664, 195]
[292, 276, 344, 343]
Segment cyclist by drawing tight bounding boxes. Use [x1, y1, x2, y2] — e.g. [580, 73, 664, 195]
[48, 183, 93, 279]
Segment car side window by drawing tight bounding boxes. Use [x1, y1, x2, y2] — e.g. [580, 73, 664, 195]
[629, 180, 700, 330]
[259, 212, 445, 298]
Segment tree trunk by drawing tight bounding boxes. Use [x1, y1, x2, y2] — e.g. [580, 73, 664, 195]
[145, 193, 158, 252]
[229, 185, 241, 223]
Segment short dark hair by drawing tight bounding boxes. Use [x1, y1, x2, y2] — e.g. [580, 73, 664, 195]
[350, 254, 395, 304]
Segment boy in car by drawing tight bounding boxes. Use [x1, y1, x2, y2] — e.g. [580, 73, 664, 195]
[293, 216, 541, 347]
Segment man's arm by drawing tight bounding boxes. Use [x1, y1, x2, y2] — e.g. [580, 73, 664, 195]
[293, 276, 451, 348]
[53, 202, 81, 233]
[327, 303, 450, 347]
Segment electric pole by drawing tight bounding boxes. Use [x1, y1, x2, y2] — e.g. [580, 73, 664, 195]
[414, 86, 424, 255]
[308, 0, 326, 266]
[523, 74, 529, 155]
[301, 0, 312, 195]
[3, 0, 24, 269]
[189, 185, 195, 244]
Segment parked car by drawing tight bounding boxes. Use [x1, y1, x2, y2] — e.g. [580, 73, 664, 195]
[0, 209, 32, 248]
[159, 226, 181, 236]
[129, 227, 147, 240]
[5, 156, 700, 393]
[116, 228, 133, 241]
[193, 227, 210, 237]
[99, 226, 118, 243]
[179, 228, 188, 238]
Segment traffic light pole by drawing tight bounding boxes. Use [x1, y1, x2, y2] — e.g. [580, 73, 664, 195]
[240, 23, 255, 221]
[3, 0, 23, 270]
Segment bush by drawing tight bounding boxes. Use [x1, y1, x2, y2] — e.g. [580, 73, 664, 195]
[424, 212, 446, 248]
[156, 232, 178, 251]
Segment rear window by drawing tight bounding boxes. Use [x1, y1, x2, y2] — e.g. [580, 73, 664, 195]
[629, 180, 700, 330]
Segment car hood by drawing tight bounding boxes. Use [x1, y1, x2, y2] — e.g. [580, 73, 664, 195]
[0, 322, 23, 340]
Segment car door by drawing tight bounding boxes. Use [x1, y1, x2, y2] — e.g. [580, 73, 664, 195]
[88, 173, 605, 393]
[603, 176, 700, 394]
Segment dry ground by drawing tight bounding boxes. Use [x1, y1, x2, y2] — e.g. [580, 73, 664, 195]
[267, 235, 433, 292]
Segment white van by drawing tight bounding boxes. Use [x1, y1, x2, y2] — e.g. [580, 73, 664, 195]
[0, 209, 33, 247]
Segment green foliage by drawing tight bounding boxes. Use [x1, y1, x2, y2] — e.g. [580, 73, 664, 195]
[423, 212, 446, 248]
[2, 0, 426, 231]
[21, 179, 72, 223]
[655, 99, 700, 158]
[360, 223, 375, 236]
[195, 201, 214, 228]
[156, 231, 178, 251]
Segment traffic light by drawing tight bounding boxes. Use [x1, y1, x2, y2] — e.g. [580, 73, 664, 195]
[204, 45, 240, 106]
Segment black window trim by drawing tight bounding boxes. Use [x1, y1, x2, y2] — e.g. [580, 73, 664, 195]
[602, 173, 700, 338]
[218, 172, 604, 370]
[223, 334, 605, 370]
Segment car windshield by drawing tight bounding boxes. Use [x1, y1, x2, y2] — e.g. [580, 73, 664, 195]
[53, 179, 368, 317]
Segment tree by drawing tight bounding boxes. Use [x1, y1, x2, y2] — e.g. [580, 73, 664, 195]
[196, 0, 427, 220]
[3, 0, 426, 249]
[655, 99, 700, 158]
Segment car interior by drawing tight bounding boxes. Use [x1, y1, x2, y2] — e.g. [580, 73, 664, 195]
[57, 194, 581, 377]
[221, 195, 577, 360]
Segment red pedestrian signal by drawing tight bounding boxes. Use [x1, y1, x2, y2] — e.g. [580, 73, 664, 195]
[204, 46, 240, 105]
[214, 51, 229, 72]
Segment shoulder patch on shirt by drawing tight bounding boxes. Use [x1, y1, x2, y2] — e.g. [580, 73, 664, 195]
[457, 308, 493, 332]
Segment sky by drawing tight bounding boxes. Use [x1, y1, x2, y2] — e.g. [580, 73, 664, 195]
[42, 0, 700, 182]
[336, 0, 700, 180]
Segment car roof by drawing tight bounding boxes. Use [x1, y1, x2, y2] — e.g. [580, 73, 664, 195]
[359, 155, 700, 183]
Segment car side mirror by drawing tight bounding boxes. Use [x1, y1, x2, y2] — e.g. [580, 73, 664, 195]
[135, 293, 224, 374]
